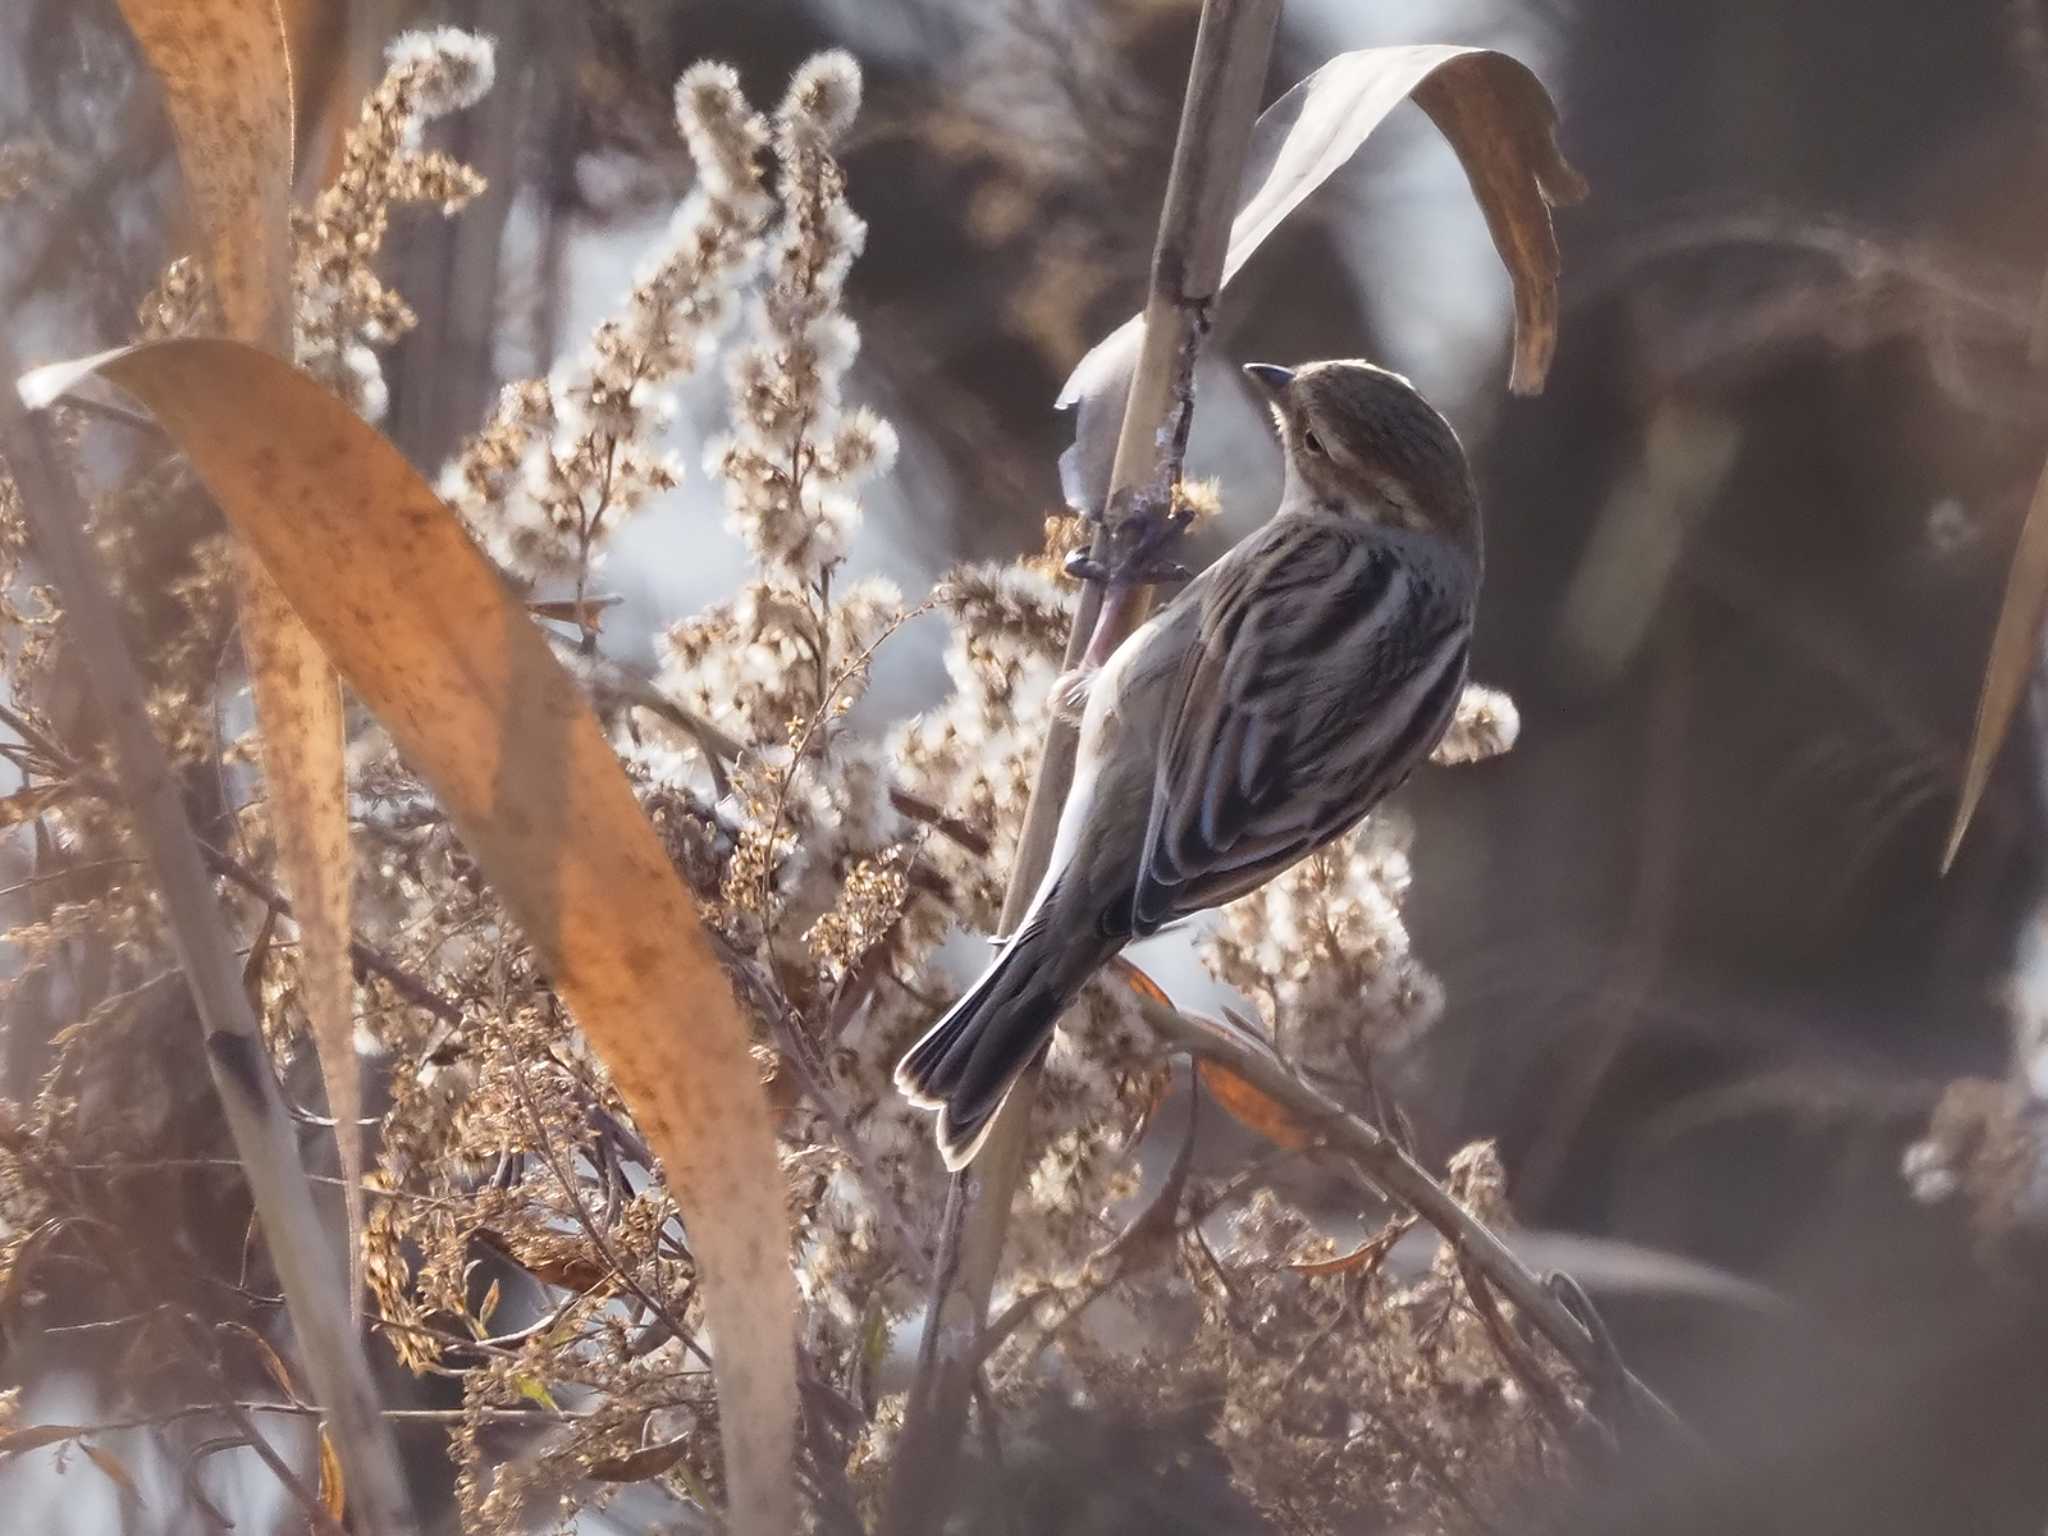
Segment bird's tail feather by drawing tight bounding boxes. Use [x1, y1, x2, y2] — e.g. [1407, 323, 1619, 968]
[895, 901, 1099, 1168]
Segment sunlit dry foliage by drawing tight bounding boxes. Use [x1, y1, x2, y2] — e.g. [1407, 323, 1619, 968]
[0, 25, 1583, 1536]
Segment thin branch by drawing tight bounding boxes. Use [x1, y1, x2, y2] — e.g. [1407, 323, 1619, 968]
[1133, 994, 1702, 1453]
[199, 839, 464, 1024]
[558, 624, 991, 855]
[0, 685, 463, 1025]
[177, 1312, 348, 1536]
[884, 4, 1282, 1530]
[506, 1047, 712, 1375]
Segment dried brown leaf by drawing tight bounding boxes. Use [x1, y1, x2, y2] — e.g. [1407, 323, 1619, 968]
[0, 1423, 85, 1455]
[318, 1425, 346, 1522]
[1286, 1217, 1410, 1276]
[1946, 451, 2048, 870]
[1108, 958, 1179, 1130]
[28, 339, 797, 1536]
[224, 1318, 299, 1402]
[1197, 1057, 1314, 1151]
[1114, 957, 1173, 1009]
[1060, 44, 1586, 511]
[529, 596, 623, 630]
[83, 1442, 145, 1506]
[585, 1434, 693, 1483]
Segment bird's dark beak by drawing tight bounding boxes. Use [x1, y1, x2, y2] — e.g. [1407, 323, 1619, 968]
[1243, 362, 1295, 398]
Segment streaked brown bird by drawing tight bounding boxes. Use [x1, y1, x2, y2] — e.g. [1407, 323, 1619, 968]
[898, 359, 1482, 1167]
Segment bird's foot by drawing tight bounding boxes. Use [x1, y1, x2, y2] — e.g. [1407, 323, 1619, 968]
[1062, 548, 1191, 586]
[1062, 549, 1112, 584]
[1065, 482, 1195, 587]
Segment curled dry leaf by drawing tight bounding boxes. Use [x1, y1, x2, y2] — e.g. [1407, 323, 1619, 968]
[1287, 1217, 1412, 1277]
[222, 1316, 300, 1403]
[1945, 452, 2048, 871]
[1111, 955, 1174, 1010]
[584, 1434, 695, 1483]
[529, 595, 624, 630]
[1060, 45, 1587, 512]
[1107, 957, 1182, 1130]
[26, 339, 798, 1536]
[112, 0, 363, 1330]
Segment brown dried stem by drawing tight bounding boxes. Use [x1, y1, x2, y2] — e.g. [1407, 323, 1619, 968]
[882, 2, 1281, 1529]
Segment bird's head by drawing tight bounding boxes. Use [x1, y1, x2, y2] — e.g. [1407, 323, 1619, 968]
[1245, 359, 1481, 563]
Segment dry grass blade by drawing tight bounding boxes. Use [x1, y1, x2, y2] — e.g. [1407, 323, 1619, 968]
[1061, 44, 1585, 512]
[32, 338, 797, 1535]
[317, 1426, 346, 1522]
[82, 1442, 146, 1507]
[239, 575, 358, 1312]
[113, 0, 364, 1324]
[1944, 449, 2048, 870]
[112, 0, 294, 342]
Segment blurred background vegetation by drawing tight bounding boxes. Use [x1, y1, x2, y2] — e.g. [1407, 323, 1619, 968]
[6, 0, 2048, 1530]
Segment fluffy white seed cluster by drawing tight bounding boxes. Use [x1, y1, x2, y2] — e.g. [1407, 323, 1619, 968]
[441, 62, 773, 585]
[707, 52, 899, 580]
[1432, 682, 1522, 767]
[294, 29, 496, 420]
[889, 563, 1073, 923]
[1201, 814, 1446, 1075]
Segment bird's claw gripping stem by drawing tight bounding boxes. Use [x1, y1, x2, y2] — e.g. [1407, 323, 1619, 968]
[1065, 480, 1194, 588]
[1062, 549, 1192, 586]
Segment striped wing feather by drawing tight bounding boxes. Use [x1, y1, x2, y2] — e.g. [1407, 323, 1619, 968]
[1129, 515, 1471, 934]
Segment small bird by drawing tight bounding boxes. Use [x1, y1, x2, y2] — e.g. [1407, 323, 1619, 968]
[897, 359, 1482, 1168]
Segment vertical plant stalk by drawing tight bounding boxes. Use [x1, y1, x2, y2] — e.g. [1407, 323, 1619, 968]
[883, 2, 1281, 1528]
[0, 359, 418, 1536]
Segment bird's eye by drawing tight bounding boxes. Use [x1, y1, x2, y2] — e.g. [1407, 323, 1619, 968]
[1302, 428, 1327, 457]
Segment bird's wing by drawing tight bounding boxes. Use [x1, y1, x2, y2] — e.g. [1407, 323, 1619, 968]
[1129, 516, 1472, 933]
